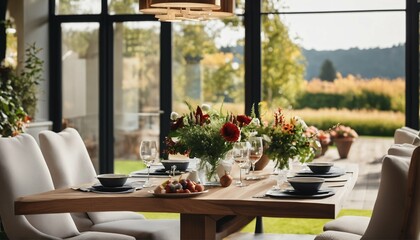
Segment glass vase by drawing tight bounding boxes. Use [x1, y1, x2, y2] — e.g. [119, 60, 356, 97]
[196, 156, 220, 186]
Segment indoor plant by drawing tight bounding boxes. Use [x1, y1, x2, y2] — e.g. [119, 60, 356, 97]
[258, 108, 317, 170]
[165, 102, 259, 183]
[0, 43, 44, 137]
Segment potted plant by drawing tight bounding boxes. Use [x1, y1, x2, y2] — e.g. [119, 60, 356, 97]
[330, 124, 358, 158]
[0, 43, 49, 138]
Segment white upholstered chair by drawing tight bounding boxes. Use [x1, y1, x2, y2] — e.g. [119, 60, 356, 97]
[316, 147, 420, 240]
[39, 128, 180, 240]
[0, 134, 135, 240]
[394, 127, 419, 145]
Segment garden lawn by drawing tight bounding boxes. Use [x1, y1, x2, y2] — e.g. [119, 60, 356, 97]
[115, 160, 372, 235]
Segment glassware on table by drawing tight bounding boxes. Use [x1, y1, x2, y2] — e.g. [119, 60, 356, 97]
[139, 140, 157, 188]
[232, 141, 249, 187]
[274, 168, 288, 190]
[246, 136, 263, 180]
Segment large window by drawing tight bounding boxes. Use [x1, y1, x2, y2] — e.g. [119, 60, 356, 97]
[50, 0, 411, 173]
[260, 1, 405, 135]
[172, 19, 245, 114]
[61, 23, 100, 169]
[113, 22, 161, 163]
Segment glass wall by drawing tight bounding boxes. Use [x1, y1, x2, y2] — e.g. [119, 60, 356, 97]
[113, 22, 161, 163]
[55, 0, 101, 15]
[61, 23, 100, 169]
[261, 1, 405, 136]
[172, 19, 245, 114]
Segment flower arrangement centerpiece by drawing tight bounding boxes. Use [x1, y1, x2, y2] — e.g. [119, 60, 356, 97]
[330, 124, 358, 158]
[258, 108, 317, 170]
[165, 102, 259, 182]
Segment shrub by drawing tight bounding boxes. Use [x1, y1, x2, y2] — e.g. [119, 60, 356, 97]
[290, 108, 404, 137]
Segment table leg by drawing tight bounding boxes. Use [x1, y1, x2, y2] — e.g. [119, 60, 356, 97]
[181, 214, 217, 240]
[255, 216, 264, 234]
[180, 214, 254, 240]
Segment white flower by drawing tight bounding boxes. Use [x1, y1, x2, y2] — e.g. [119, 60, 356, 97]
[170, 112, 179, 121]
[250, 118, 260, 126]
[291, 116, 308, 130]
[201, 104, 211, 111]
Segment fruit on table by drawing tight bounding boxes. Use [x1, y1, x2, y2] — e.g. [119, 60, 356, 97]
[154, 178, 205, 194]
[220, 172, 233, 187]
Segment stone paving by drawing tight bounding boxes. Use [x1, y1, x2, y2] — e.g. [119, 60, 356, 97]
[319, 136, 394, 210]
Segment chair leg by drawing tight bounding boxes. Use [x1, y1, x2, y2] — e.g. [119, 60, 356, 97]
[254, 216, 263, 234]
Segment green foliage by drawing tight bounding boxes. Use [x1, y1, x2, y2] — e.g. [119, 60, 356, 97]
[258, 109, 316, 169]
[318, 59, 336, 81]
[296, 77, 405, 112]
[261, 6, 306, 108]
[0, 74, 27, 137]
[297, 91, 394, 111]
[303, 115, 401, 137]
[13, 43, 44, 117]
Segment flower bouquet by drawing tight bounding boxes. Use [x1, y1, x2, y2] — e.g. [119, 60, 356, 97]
[165, 102, 259, 182]
[258, 108, 317, 170]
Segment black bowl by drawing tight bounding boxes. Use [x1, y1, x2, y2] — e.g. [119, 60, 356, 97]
[307, 162, 334, 174]
[288, 177, 324, 194]
[97, 174, 128, 187]
[161, 160, 190, 171]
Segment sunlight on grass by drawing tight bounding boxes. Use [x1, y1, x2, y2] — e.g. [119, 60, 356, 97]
[138, 210, 372, 235]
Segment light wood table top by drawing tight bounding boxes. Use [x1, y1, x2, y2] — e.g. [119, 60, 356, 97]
[15, 163, 358, 240]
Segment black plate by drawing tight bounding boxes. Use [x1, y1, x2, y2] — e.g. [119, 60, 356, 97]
[295, 166, 345, 178]
[90, 184, 135, 193]
[265, 189, 335, 199]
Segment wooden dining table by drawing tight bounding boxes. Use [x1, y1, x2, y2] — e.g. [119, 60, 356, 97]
[15, 163, 358, 240]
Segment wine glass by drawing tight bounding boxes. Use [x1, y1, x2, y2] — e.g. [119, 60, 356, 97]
[232, 141, 249, 187]
[247, 136, 263, 180]
[139, 140, 157, 188]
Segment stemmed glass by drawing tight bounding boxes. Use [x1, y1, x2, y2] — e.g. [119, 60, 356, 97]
[233, 141, 249, 187]
[139, 140, 157, 188]
[247, 136, 263, 180]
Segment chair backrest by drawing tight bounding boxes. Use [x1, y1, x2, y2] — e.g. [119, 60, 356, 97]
[401, 146, 420, 239]
[362, 154, 411, 240]
[39, 128, 97, 188]
[0, 134, 80, 239]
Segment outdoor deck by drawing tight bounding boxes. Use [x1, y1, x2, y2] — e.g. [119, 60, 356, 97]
[320, 136, 393, 210]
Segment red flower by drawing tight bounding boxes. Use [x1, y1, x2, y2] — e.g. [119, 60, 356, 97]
[236, 115, 252, 126]
[171, 116, 184, 130]
[220, 122, 240, 142]
[194, 106, 210, 126]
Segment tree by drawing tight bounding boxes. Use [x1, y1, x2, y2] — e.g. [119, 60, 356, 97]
[261, 3, 306, 108]
[318, 59, 336, 82]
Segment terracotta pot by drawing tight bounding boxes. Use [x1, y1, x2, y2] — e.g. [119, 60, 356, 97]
[254, 154, 270, 170]
[334, 137, 355, 159]
[321, 143, 329, 156]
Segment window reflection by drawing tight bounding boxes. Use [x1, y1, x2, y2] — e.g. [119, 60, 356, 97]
[113, 22, 161, 163]
[172, 19, 245, 114]
[61, 23, 100, 170]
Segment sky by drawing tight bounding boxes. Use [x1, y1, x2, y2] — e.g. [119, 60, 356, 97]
[278, 0, 405, 50]
[218, 0, 406, 51]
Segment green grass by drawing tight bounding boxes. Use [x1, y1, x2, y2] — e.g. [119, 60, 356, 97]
[138, 209, 372, 235]
[115, 160, 372, 235]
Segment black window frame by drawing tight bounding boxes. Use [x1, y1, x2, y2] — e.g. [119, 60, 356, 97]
[49, 0, 414, 173]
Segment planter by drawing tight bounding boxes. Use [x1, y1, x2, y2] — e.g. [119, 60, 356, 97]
[321, 142, 329, 156]
[334, 137, 355, 159]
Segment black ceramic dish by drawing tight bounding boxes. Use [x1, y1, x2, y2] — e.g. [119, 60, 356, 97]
[97, 174, 129, 187]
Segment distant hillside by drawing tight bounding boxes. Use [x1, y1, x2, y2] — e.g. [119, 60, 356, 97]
[303, 45, 405, 80]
